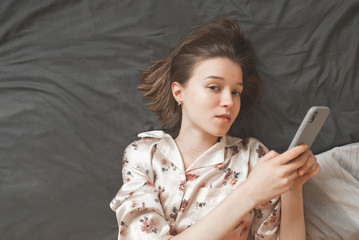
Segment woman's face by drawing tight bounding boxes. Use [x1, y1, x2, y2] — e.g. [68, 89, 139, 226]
[178, 57, 243, 137]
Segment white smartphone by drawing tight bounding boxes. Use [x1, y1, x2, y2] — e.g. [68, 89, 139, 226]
[288, 106, 330, 149]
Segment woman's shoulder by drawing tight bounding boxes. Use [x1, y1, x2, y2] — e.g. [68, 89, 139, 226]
[225, 135, 265, 149]
[226, 135, 268, 158]
[124, 130, 168, 154]
[121, 130, 166, 169]
[225, 135, 269, 170]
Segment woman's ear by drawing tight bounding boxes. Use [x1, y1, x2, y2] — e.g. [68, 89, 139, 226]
[172, 82, 183, 105]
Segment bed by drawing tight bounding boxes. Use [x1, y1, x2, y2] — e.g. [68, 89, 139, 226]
[0, 0, 358, 239]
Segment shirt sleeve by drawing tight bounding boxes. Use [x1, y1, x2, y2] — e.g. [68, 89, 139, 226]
[248, 139, 281, 240]
[251, 197, 281, 239]
[109, 141, 172, 240]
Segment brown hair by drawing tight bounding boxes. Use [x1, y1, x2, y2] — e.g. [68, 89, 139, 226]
[138, 18, 262, 132]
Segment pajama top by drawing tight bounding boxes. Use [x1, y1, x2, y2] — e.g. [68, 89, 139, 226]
[110, 130, 280, 239]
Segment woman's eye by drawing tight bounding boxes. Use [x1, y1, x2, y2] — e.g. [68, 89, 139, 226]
[232, 91, 241, 96]
[209, 86, 219, 91]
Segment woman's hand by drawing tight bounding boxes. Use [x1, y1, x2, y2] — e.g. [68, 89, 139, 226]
[278, 149, 320, 240]
[290, 149, 321, 190]
[244, 145, 317, 205]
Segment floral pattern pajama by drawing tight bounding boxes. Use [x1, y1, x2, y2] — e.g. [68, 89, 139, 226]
[110, 130, 280, 239]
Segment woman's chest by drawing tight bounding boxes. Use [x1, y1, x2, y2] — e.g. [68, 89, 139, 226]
[150, 153, 251, 234]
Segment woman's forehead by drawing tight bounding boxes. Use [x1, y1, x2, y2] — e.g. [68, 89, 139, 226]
[190, 57, 243, 84]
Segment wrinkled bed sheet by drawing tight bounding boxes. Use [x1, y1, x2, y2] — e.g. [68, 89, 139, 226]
[0, 0, 358, 239]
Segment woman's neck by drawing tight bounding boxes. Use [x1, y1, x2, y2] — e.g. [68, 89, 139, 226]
[175, 128, 219, 170]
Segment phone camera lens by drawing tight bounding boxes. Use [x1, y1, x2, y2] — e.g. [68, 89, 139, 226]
[310, 111, 318, 122]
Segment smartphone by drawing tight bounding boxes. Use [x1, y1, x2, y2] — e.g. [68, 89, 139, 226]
[288, 106, 330, 149]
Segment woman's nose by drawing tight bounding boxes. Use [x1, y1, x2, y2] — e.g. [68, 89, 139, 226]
[220, 90, 233, 108]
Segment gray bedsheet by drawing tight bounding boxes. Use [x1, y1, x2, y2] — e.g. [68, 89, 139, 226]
[1, 0, 358, 239]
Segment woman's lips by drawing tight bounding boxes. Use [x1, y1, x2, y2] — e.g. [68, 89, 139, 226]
[216, 114, 231, 123]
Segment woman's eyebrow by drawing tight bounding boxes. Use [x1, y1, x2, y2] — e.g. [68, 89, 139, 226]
[204, 75, 243, 86]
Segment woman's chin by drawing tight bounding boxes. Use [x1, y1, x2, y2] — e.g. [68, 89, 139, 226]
[208, 128, 230, 138]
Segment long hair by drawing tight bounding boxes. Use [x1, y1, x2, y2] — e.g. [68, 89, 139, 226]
[138, 18, 262, 132]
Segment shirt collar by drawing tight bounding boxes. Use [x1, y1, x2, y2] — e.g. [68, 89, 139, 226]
[221, 134, 243, 147]
[137, 130, 242, 171]
[138, 130, 184, 170]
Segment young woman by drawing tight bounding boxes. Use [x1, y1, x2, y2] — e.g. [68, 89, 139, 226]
[110, 18, 320, 240]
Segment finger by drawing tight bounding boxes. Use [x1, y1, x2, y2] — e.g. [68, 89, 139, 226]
[304, 162, 321, 177]
[258, 150, 279, 164]
[283, 149, 311, 174]
[298, 162, 321, 183]
[299, 156, 317, 176]
[277, 144, 308, 165]
[288, 168, 299, 181]
[297, 152, 315, 176]
[314, 162, 321, 176]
